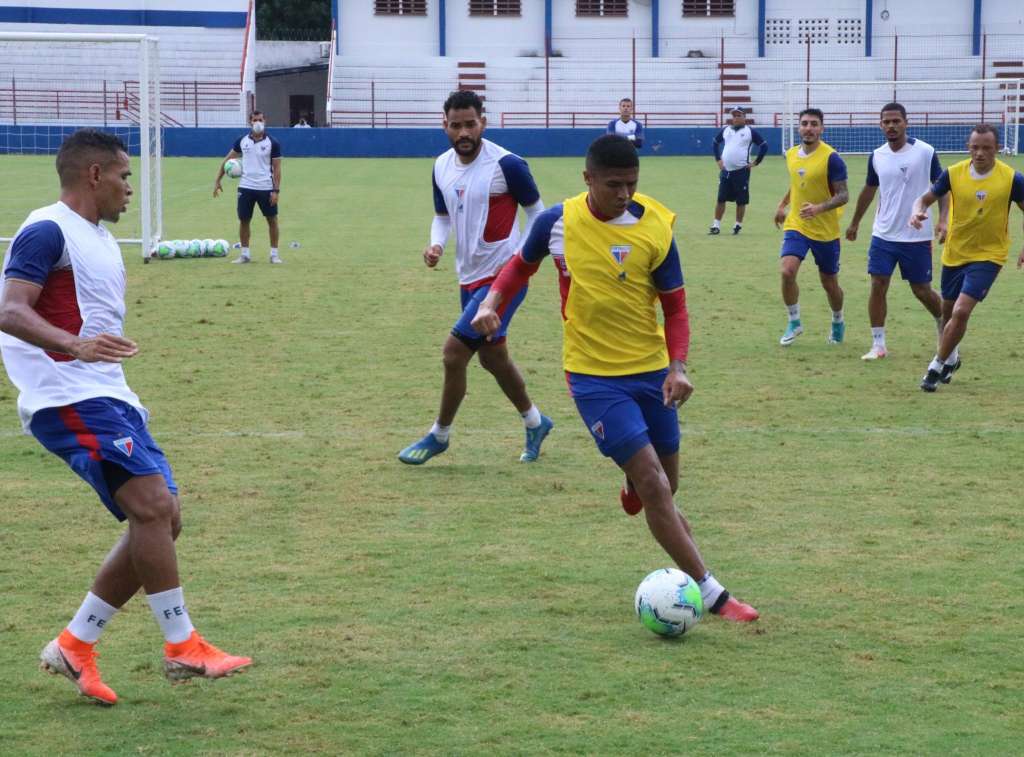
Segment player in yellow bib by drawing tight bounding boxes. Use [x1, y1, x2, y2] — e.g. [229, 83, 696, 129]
[910, 124, 1024, 391]
[471, 136, 759, 623]
[773, 108, 850, 346]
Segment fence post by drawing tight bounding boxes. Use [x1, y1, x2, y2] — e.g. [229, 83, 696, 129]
[11, 77, 16, 126]
[805, 34, 810, 110]
[719, 35, 724, 124]
[980, 33, 987, 121]
[371, 80, 376, 129]
[631, 36, 636, 109]
[194, 80, 199, 128]
[892, 35, 898, 102]
[545, 50, 550, 129]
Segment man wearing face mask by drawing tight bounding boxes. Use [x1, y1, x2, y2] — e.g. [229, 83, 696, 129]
[214, 110, 283, 264]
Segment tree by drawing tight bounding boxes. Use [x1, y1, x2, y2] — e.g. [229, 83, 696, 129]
[256, 0, 332, 40]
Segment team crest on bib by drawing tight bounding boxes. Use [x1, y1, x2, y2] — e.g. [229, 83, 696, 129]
[797, 168, 806, 177]
[113, 437, 134, 457]
[455, 187, 465, 211]
[590, 421, 605, 440]
[975, 190, 987, 201]
[610, 245, 631, 264]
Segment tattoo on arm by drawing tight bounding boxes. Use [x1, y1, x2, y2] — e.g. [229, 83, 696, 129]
[821, 180, 849, 211]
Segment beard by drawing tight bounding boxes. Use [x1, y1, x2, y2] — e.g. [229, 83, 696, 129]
[452, 136, 479, 155]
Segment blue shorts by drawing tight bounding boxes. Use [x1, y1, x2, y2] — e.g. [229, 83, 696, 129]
[237, 187, 278, 220]
[451, 282, 527, 350]
[29, 397, 178, 522]
[568, 369, 680, 466]
[781, 230, 841, 275]
[867, 237, 933, 283]
[717, 167, 751, 205]
[940, 261, 1001, 302]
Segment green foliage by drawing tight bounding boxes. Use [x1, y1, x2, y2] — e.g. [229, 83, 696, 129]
[1, 154, 1023, 754]
[256, 0, 331, 40]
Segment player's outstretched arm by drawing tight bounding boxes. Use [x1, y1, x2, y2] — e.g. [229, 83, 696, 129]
[845, 184, 878, 241]
[0, 280, 137, 362]
[213, 149, 239, 197]
[910, 190, 938, 230]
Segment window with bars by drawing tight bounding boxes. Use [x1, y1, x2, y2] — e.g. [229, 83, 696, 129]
[374, 0, 427, 15]
[469, 0, 520, 15]
[576, 0, 628, 18]
[682, 0, 734, 17]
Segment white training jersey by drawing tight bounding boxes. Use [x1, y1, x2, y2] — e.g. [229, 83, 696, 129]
[867, 138, 943, 243]
[0, 202, 144, 431]
[716, 125, 766, 171]
[232, 133, 282, 191]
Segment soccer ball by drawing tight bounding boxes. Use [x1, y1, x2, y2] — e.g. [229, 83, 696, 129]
[209, 239, 230, 257]
[171, 239, 190, 258]
[187, 239, 203, 257]
[201, 239, 216, 257]
[154, 241, 174, 259]
[224, 158, 242, 178]
[634, 568, 703, 637]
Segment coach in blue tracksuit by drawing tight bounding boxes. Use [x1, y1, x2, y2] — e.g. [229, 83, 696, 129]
[710, 108, 767, 235]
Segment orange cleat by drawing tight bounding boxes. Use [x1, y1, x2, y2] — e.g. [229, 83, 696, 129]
[40, 630, 118, 706]
[164, 631, 252, 682]
[620, 478, 643, 516]
[714, 595, 760, 622]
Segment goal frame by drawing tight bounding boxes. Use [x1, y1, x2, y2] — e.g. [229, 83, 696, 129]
[783, 78, 1021, 155]
[0, 31, 162, 255]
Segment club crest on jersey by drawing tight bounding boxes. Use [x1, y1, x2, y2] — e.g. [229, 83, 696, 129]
[975, 190, 987, 201]
[455, 187, 465, 211]
[610, 245, 632, 265]
[113, 437, 134, 457]
[797, 168, 806, 178]
[590, 421, 605, 440]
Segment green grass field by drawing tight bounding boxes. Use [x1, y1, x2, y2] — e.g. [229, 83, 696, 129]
[1, 151, 1023, 755]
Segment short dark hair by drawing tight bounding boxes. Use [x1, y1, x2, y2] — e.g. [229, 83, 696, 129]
[249, 110, 264, 120]
[799, 108, 824, 124]
[619, 98, 632, 104]
[55, 129, 127, 188]
[444, 90, 484, 116]
[880, 102, 907, 119]
[586, 134, 639, 173]
[970, 123, 1000, 142]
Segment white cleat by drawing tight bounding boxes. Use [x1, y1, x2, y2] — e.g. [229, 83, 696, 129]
[269, 254, 283, 264]
[231, 255, 251, 264]
[861, 346, 888, 361]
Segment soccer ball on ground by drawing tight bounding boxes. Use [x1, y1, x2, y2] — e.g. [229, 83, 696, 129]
[153, 241, 174, 259]
[187, 239, 203, 258]
[634, 568, 704, 637]
[223, 158, 242, 178]
[209, 239, 230, 257]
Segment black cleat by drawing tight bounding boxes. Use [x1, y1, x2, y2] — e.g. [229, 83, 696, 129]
[920, 369, 942, 392]
[732, 224, 742, 235]
[708, 226, 721, 235]
[940, 358, 962, 384]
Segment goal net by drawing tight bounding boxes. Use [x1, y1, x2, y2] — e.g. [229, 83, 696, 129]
[783, 79, 1022, 155]
[0, 32, 162, 254]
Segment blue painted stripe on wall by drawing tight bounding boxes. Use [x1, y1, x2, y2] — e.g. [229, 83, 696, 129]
[0, 7, 247, 28]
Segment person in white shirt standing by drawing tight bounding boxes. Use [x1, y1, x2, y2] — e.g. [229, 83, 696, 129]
[0, 129, 251, 706]
[606, 98, 644, 148]
[213, 110, 283, 264]
[709, 108, 767, 235]
[398, 90, 553, 466]
[845, 103, 947, 360]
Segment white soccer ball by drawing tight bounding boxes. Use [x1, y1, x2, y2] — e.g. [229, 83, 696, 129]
[634, 568, 704, 637]
[154, 241, 174, 259]
[201, 239, 216, 257]
[209, 239, 230, 257]
[224, 158, 242, 178]
[171, 240, 190, 258]
[187, 239, 203, 258]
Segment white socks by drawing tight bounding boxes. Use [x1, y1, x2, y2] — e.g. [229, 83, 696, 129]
[698, 571, 726, 609]
[832, 310, 844, 324]
[787, 303, 800, 321]
[711, 219, 721, 229]
[928, 357, 944, 373]
[521, 404, 542, 429]
[430, 421, 451, 443]
[240, 246, 251, 259]
[67, 592, 118, 644]
[147, 587, 195, 644]
[270, 247, 280, 258]
[871, 327, 886, 348]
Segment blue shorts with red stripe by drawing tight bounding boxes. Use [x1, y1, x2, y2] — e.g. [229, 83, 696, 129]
[29, 397, 177, 521]
[568, 369, 680, 466]
[452, 282, 528, 350]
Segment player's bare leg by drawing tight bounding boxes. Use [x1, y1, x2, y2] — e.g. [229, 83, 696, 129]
[862, 275, 890, 359]
[922, 295, 972, 391]
[267, 216, 282, 263]
[621, 446, 757, 621]
[910, 281, 943, 320]
[233, 219, 252, 263]
[819, 271, 845, 344]
[709, 201, 725, 234]
[779, 256, 804, 345]
[479, 341, 553, 461]
[438, 334, 474, 426]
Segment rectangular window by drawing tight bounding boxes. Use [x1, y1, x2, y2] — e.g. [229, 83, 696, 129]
[576, 0, 628, 18]
[469, 0, 521, 15]
[683, 1, 734, 17]
[374, 0, 427, 15]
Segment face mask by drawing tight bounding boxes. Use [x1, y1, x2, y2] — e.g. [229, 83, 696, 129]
[252, 121, 265, 134]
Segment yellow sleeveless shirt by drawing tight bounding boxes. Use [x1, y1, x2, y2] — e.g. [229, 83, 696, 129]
[784, 141, 844, 241]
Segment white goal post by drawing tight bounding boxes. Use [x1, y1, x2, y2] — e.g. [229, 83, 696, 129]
[0, 32, 162, 255]
[783, 79, 1021, 155]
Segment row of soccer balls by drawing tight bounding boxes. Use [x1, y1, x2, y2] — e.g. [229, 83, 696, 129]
[151, 239, 232, 259]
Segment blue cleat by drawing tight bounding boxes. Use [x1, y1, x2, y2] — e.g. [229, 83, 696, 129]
[520, 415, 554, 462]
[828, 321, 845, 344]
[398, 433, 449, 465]
[779, 320, 803, 346]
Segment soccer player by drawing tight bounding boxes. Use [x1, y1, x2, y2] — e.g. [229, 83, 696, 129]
[910, 124, 1024, 392]
[709, 107, 767, 235]
[213, 110, 283, 264]
[845, 103, 947, 361]
[471, 135, 759, 623]
[398, 90, 552, 465]
[774, 108, 849, 346]
[607, 98, 644, 148]
[0, 130, 251, 706]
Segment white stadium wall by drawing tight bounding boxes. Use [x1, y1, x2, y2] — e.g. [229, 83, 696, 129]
[339, 1, 435, 58]
[0, 0, 251, 127]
